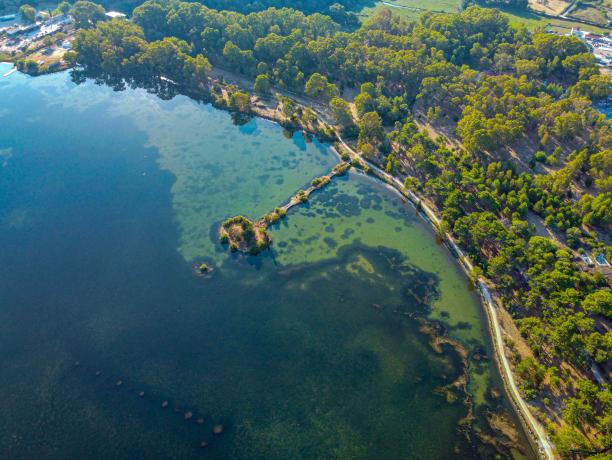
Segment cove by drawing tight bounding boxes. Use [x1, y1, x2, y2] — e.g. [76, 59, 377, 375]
[0, 63, 534, 459]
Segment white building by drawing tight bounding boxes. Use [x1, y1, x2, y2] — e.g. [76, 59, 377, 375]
[105, 11, 127, 19]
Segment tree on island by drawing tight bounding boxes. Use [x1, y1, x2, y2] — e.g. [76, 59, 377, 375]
[220, 216, 270, 255]
[19, 4, 36, 23]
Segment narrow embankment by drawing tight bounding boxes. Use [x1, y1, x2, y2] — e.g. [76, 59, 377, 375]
[256, 161, 350, 227]
[221, 161, 350, 255]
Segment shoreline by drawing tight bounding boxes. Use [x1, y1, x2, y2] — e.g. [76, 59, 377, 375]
[329, 135, 555, 460]
[143, 65, 556, 459]
[11, 64, 554, 459]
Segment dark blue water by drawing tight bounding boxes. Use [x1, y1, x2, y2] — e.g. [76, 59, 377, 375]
[0, 64, 533, 459]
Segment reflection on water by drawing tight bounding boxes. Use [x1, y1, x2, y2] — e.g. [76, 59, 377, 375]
[0, 64, 533, 458]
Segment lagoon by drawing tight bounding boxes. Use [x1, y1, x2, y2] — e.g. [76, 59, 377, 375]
[0, 63, 533, 459]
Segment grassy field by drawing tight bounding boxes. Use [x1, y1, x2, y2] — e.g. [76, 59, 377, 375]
[357, 0, 461, 23]
[500, 6, 610, 33]
[567, 3, 609, 26]
[357, 1, 610, 34]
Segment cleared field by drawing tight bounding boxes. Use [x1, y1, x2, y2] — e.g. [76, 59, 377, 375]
[357, 0, 461, 22]
[357, 2, 610, 34]
[568, 3, 610, 26]
[498, 6, 610, 33]
[378, 0, 461, 12]
[529, 0, 571, 16]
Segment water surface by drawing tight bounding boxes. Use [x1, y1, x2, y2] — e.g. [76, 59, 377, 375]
[0, 64, 533, 459]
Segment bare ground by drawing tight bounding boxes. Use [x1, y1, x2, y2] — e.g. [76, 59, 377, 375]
[529, 0, 572, 16]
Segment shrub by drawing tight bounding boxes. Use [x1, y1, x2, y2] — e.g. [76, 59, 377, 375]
[534, 151, 547, 163]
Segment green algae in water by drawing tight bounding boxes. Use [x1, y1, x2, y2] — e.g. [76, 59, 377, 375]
[0, 64, 533, 459]
[271, 174, 482, 338]
[270, 173, 510, 409]
[3, 64, 338, 263]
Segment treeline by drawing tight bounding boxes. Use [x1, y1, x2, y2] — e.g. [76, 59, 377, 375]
[0, 0, 32, 14]
[67, 13, 212, 92]
[68, 2, 611, 456]
[172, 0, 363, 25]
[1, 0, 362, 27]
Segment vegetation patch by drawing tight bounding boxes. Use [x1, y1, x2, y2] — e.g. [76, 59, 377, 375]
[295, 189, 309, 203]
[311, 175, 331, 187]
[333, 162, 350, 176]
[219, 215, 271, 255]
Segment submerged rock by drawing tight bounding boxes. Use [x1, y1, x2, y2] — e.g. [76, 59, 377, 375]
[212, 424, 223, 435]
[162, 400, 169, 408]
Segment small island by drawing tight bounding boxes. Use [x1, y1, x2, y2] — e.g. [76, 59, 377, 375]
[219, 215, 271, 255]
[192, 261, 214, 278]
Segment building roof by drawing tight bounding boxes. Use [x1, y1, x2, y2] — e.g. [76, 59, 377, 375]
[105, 11, 127, 19]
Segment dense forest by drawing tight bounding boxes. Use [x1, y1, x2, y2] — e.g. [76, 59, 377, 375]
[65, 0, 612, 457]
[1, 0, 363, 26]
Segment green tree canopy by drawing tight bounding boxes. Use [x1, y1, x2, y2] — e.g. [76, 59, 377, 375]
[304, 72, 338, 102]
[19, 4, 36, 23]
[70, 1, 106, 29]
[229, 91, 251, 113]
[329, 97, 353, 127]
[582, 290, 612, 318]
[253, 74, 271, 94]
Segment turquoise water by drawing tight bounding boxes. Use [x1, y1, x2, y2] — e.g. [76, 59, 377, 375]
[0, 64, 533, 458]
[270, 172, 496, 406]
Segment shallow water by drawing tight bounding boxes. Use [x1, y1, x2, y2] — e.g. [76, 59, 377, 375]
[0, 64, 534, 459]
